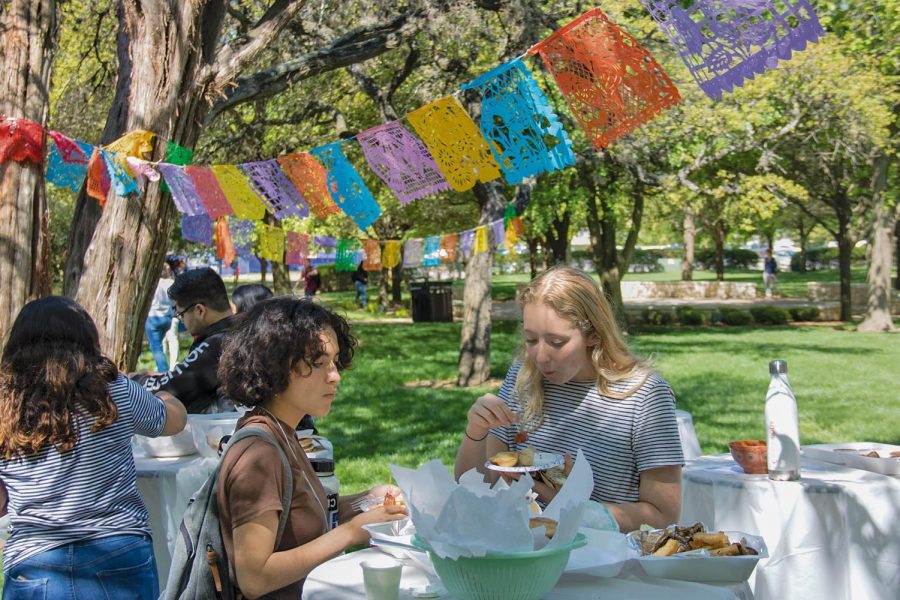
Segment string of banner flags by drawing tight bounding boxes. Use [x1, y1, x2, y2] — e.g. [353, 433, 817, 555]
[0, 3, 824, 271]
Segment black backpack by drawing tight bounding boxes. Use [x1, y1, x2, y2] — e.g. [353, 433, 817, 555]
[161, 425, 293, 600]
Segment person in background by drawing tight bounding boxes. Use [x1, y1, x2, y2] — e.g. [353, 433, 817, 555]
[139, 268, 235, 413]
[163, 257, 183, 368]
[351, 261, 368, 309]
[145, 262, 175, 372]
[216, 297, 406, 599]
[455, 266, 683, 532]
[0, 297, 186, 600]
[304, 266, 321, 299]
[763, 249, 779, 299]
[232, 283, 273, 314]
[233, 261, 241, 284]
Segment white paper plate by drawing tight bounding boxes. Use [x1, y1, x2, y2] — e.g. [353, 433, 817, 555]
[802, 442, 900, 475]
[635, 531, 767, 583]
[484, 452, 564, 473]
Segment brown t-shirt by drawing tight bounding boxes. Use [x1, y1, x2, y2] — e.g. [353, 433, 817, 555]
[217, 412, 331, 599]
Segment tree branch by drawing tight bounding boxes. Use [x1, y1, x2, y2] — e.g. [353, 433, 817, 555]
[211, 0, 306, 95]
[206, 8, 428, 124]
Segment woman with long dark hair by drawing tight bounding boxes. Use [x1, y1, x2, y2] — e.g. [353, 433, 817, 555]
[0, 296, 186, 599]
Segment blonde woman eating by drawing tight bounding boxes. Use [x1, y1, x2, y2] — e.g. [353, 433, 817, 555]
[455, 266, 683, 532]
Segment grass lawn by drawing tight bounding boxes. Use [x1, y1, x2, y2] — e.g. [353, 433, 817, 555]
[314, 322, 900, 494]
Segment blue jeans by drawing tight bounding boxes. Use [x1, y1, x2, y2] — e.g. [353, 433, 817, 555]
[145, 315, 172, 372]
[2, 534, 158, 600]
[354, 280, 367, 308]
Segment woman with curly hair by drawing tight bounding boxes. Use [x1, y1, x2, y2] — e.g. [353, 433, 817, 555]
[0, 296, 186, 599]
[216, 297, 406, 599]
[454, 266, 683, 532]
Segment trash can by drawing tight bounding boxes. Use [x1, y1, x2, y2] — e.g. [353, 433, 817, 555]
[410, 281, 454, 322]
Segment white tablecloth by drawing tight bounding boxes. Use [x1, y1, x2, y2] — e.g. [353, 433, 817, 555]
[682, 455, 900, 600]
[303, 548, 753, 600]
[675, 409, 702, 460]
[135, 453, 218, 590]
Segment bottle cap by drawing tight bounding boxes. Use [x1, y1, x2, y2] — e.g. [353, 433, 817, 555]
[769, 360, 787, 375]
[309, 458, 335, 475]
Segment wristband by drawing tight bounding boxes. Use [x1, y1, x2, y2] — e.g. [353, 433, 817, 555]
[465, 428, 488, 442]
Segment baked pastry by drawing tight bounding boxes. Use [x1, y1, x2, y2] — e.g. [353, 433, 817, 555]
[538, 466, 567, 489]
[489, 451, 519, 468]
[529, 516, 558, 538]
[518, 445, 535, 467]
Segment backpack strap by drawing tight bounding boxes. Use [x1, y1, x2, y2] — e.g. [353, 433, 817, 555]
[224, 425, 294, 548]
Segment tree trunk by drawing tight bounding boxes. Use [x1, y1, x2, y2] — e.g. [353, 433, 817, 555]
[681, 203, 695, 281]
[796, 218, 808, 273]
[271, 262, 289, 294]
[584, 183, 625, 325]
[895, 218, 900, 292]
[391, 264, 402, 304]
[713, 223, 725, 281]
[0, 0, 56, 345]
[379, 267, 389, 308]
[858, 154, 896, 332]
[834, 189, 854, 322]
[545, 212, 570, 265]
[63, 1, 134, 296]
[71, 1, 230, 370]
[527, 236, 539, 280]
[457, 181, 505, 387]
[259, 257, 268, 283]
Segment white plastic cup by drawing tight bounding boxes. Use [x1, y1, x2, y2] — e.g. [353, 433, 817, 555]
[360, 557, 403, 600]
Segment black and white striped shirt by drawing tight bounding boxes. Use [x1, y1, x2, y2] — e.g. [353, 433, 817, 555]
[0, 375, 167, 570]
[491, 361, 684, 504]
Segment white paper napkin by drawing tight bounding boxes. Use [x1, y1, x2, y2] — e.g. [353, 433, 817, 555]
[390, 452, 593, 559]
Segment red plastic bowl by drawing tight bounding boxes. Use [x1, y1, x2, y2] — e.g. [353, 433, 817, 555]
[729, 440, 768, 474]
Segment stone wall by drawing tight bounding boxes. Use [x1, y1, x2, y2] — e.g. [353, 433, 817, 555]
[807, 282, 900, 310]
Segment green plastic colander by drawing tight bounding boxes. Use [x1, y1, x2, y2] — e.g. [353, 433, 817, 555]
[412, 532, 587, 600]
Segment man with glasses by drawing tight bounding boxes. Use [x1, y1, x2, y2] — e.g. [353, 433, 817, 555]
[139, 268, 235, 413]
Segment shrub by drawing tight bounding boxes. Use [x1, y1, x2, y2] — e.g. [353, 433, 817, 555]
[694, 247, 759, 270]
[750, 306, 790, 325]
[720, 308, 753, 326]
[676, 306, 706, 326]
[789, 306, 821, 322]
[642, 308, 674, 325]
[629, 249, 664, 273]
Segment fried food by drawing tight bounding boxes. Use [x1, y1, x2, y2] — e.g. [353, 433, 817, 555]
[518, 445, 535, 467]
[690, 532, 729, 549]
[529, 516, 558, 539]
[490, 451, 519, 468]
[632, 523, 759, 557]
[865, 450, 880, 458]
[709, 544, 741, 557]
[652, 539, 680, 557]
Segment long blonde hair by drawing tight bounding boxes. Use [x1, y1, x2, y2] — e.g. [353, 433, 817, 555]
[515, 266, 650, 423]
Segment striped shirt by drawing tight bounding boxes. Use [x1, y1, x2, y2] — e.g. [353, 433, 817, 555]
[491, 361, 684, 504]
[0, 375, 167, 571]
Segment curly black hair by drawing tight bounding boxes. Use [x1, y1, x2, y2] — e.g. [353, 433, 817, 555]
[218, 297, 356, 407]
